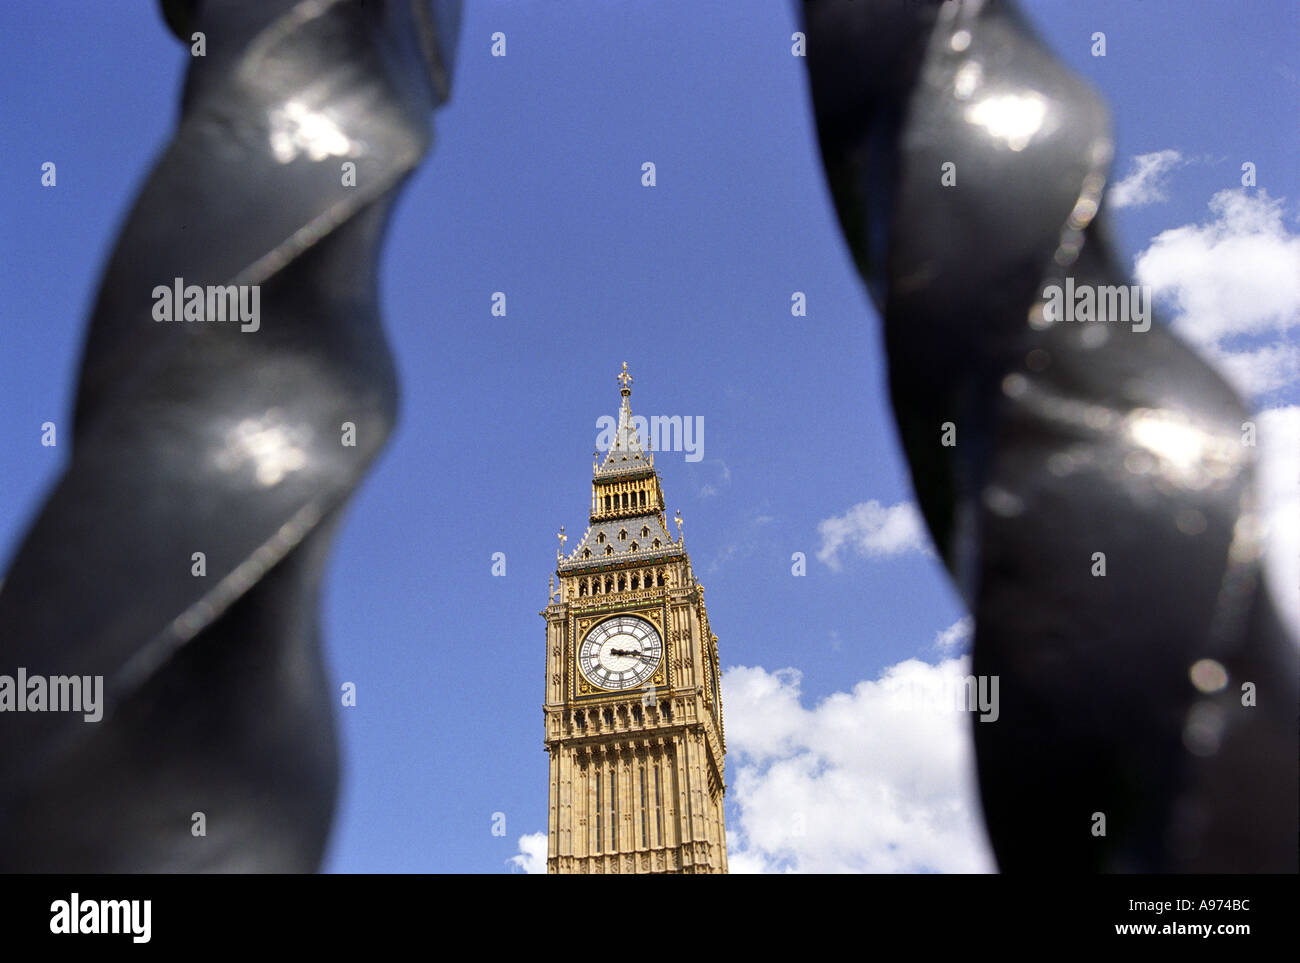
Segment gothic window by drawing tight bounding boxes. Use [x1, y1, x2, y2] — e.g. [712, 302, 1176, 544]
[605, 546, 613, 556]
[630, 542, 638, 552]
[640, 762, 649, 848]
[656, 570, 665, 586]
[609, 770, 618, 850]
[618, 529, 627, 541]
[632, 704, 642, 724]
[583, 548, 591, 558]
[639, 490, 646, 507]
[662, 701, 672, 723]
[603, 707, 614, 727]
[641, 526, 650, 538]
[617, 575, 625, 591]
[654, 763, 664, 844]
[653, 539, 660, 549]
[579, 581, 587, 596]
[630, 574, 640, 590]
[597, 532, 605, 544]
[595, 774, 602, 854]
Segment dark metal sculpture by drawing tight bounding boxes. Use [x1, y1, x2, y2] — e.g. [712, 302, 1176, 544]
[0, 0, 459, 871]
[803, 0, 1297, 871]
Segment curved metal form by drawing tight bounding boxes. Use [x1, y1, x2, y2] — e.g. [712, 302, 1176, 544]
[804, 0, 1297, 871]
[0, 0, 460, 871]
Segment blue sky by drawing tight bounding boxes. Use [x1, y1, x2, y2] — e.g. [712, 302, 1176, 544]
[1, 1, 1296, 873]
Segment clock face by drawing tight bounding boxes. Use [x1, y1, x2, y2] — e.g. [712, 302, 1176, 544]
[578, 615, 663, 691]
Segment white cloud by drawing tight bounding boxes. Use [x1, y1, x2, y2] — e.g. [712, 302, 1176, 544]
[507, 831, 547, 874]
[697, 459, 731, 499]
[816, 500, 932, 570]
[1134, 189, 1300, 398]
[1108, 149, 1183, 209]
[722, 660, 996, 873]
[934, 615, 973, 653]
[1208, 343, 1300, 397]
[1257, 406, 1299, 638]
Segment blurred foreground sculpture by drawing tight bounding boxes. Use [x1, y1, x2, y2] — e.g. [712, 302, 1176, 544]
[804, 0, 1297, 871]
[0, 0, 459, 870]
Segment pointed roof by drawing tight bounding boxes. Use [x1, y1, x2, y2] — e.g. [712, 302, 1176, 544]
[557, 363, 683, 573]
[559, 513, 679, 572]
[595, 362, 654, 479]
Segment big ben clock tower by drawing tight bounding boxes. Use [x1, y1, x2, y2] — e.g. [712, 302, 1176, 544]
[541, 364, 728, 874]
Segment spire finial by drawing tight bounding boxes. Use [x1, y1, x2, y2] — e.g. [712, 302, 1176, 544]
[556, 524, 567, 561]
[618, 361, 633, 396]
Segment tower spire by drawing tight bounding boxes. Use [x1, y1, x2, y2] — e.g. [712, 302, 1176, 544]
[599, 362, 652, 474]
